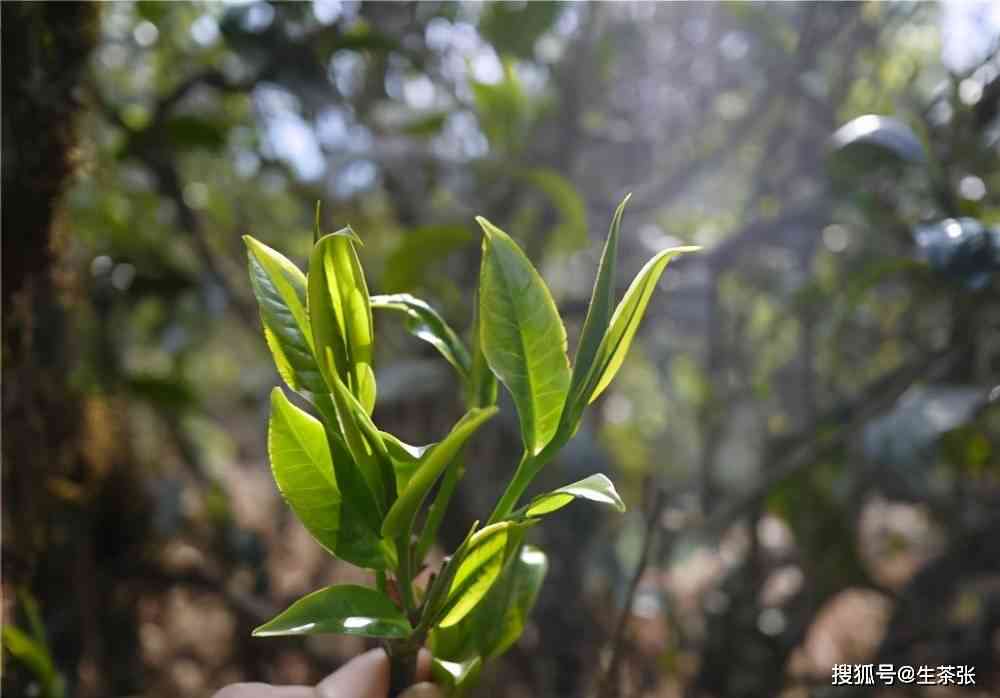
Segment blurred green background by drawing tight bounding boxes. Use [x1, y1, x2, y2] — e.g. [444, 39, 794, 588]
[3, 1, 999, 697]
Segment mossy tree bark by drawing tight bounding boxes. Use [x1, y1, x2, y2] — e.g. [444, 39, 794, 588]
[2, 4, 149, 697]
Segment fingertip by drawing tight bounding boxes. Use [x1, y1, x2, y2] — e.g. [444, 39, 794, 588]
[415, 648, 433, 683]
[399, 682, 444, 698]
[315, 649, 390, 698]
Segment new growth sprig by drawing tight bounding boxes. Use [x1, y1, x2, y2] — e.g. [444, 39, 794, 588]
[243, 195, 697, 695]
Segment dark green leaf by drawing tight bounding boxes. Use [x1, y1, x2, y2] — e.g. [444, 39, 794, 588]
[252, 585, 411, 638]
[325, 428, 394, 570]
[479, 0, 562, 58]
[830, 115, 926, 163]
[477, 217, 570, 454]
[520, 474, 625, 518]
[268, 388, 340, 556]
[382, 407, 498, 538]
[371, 293, 471, 379]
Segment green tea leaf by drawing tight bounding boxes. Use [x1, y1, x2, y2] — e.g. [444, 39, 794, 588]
[467, 291, 498, 409]
[477, 217, 570, 454]
[561, 195, 629, 434]
[436, 522, 512, 628]
[430, 656, 483, 696]
[325, 428, 394, 570]
[244, 236, 324, 394]
[382, 407, 498, 538]
[520, 474, 625, 518]
[327, 370, 395, 511]
[371, 293, 471, 379]
[309, 229, 377, 414]
[268, 388, 340, 556]
[588, 245, 699, 402]
[3, 624, 64, 698]
[477, 545, 548, 658]
[252, 585, 410, 638]
[381, 430, 432, 492]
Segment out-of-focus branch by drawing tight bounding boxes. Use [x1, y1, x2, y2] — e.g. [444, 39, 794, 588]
[598, 485, 667, 698]
[700, 346, 959, 540]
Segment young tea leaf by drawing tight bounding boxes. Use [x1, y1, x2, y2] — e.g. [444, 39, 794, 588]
[436, 522, 512, 628]
[477, 217, 570, 455]
[244, 236, 324, 394]
[308, 229, 377, 414]
[253, 585, 411, 638]
[382, 407, 498, 538]
[562, 195, 630, 434]
[371, 293, 471, 380]
[476, 545, 548, 658]
[268, 388, 341, 556]
[588, 246, 699, 403]
[519, 473, 626, 518]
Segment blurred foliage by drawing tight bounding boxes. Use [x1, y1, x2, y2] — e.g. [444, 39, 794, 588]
[4, 1, 999, 697]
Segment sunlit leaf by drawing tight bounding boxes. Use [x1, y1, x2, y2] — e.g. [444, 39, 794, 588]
[372, 293, 471, 379]
[830, 114, 926, 163]
[477, 217, 570, 454]
[588, 245, 699, 402]
[252, 585, 411, 638]
[520, 474, 626, 518]
[467, 291, 498, 409]
[437, 522, 511, 628]
[430, 656, 483, 697]
[561, 195, 629, 434]
[245, 236, 325, 394]
[381, 430, 432, 492]
[268, 388, 340, 556]
[476, 545, 548, 658]
[308, 229, 376, 413]
[382, 407, 498, 538]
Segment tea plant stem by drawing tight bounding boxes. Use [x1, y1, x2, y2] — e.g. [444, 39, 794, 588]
[487, 453, 535, 524]
[395, 535, 418, 620]
[385, 635, 422, 697]
[414, 458, 462, 565]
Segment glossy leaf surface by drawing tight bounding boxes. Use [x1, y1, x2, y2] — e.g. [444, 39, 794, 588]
[309, 229, 377, 413]
[371, 293, 471, 379]
[477, 217, 570, 454]
[268, 388, 340, 555]
[589, 246, 699, 402]
[253, 585, 410, 638]
[437, 522, 511, 628]
[245, 236, 324, 394]
[382, 407, 498, 538]
[522, 474, 625, 518]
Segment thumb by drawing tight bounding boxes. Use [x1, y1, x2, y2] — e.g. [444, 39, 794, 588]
[399, 683, 443, 698]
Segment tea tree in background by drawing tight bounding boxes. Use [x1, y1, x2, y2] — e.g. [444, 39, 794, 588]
[243, 196, 696, 696]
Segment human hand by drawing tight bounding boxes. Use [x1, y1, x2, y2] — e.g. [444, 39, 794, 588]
[212, 648, 441, 698]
